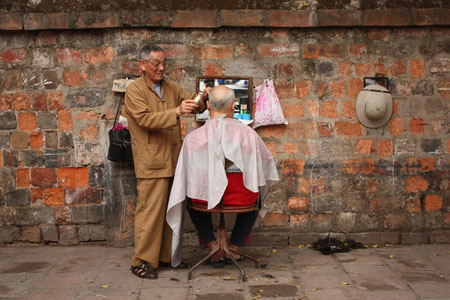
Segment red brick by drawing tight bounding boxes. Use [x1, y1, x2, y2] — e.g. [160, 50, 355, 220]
[5, 69, 24, 90]
[368, 29, 390, 41]
[80, 125, 99, 141]
[360, 158, 375, 174]
[32, 92, 47, 111]
[320, 44, 345, 58]
[191, 45, 233, 60]
[280, 64, 294, 76]
[75, 11, 119, 28]
[17, 168, 30, 188]
[339, 61, 352, 76]
[295, 81, 312, 99]
[158, 44, 188, 58]
[11, 131, 28, 149]
[282, 143, 298, 154]
[205, 64, 223, 76]
[73, 111, 100, 121]
[0, 49, 27, 64]
[262, 125, 286, 138]
[437, 78, 450, 99]
[290, 214, 308, 227]
[258, 43, 300, 57]
[373, 61, 388, 75]
[331, 81, 346, 98]
[91, 70, 106, 85]
[85, 47, 115, 64]
[57, 167, 89, 188]
[122, 61, 141, 76]
[58, 110, 73, 130]
[335, 121, 362, 136]
[0, 13, 22, 30]
[342, 159, 359, 174]
[409, 118, 427, 135]
[356, 63, 372, 76]
[48, 91, 64, 110]
[390, 59, 407, 76]
[30, 132, 44, 149]
[0, 153, 2, 168]
[348, 78, 363, 99]
[418, 158, 435, 172]
[405, 176, 428, 193]
[318, 122, 333, 137]
[370, 198, 382, 211]
[262, 213, 289, 227]
[166, 67, 182, 81]
[306, 99, 319, 117]
[0, 93, 12, 110]
[36, 31, 57, 46]
[288, 197, 310, 211]
[319, 101, 338, 118]
[389, 118, 405, 136]
[172, 10, 217, 28]
[410, 59, 425, 78]
[349, 44, 366, 57]
[412, 8, 450, 26]
[18, 112, 37, 131]
[56, 49, 82, 64]
[31, 168, 56, 187]
[44, 188, 65, 206]
[315, 82, 328, 97]
[317, 9, 361, 27]
[310, 213, 332, 230]
[54, 206, 72, 224]
[47, 13, 69, 29]
[264, 142, 276, 156]
[281, 159, 304, 175]
[13, 92, 30, 111]
[221, 10, 264, 27]
[365, 9, 411, 26]
[342, 101, 356, 119]
[268, 10, 314, 27]
[63, 70, 89, 86]
[384, 214, 407, 230]
[377, 140, 393, 157]
[424, 195, 442, 211]
[275, 82, 295, 99]
[30, 188, 43, 203]
[22, 226, 41, 243]
[302, 44, 321, 58]
[283, 102, 303, 117]
[288, 121, 316, 139]
[357, 139, 374, 154]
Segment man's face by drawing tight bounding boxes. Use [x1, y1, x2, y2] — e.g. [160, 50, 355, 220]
[140, 51, 167, 85]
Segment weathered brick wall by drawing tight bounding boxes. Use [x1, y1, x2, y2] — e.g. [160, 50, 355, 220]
[0, 4, 449, 246]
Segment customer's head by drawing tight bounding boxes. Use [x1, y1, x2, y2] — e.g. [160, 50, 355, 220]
[139, 44, 167, 85]
[208, 85, 236, 116]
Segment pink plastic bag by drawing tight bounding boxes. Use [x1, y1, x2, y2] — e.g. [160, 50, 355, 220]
[253, 79, 288, 129]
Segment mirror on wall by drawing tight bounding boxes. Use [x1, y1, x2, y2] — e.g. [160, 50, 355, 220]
[195, 76, 253, 123]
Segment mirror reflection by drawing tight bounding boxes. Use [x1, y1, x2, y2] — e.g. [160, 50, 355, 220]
[195, 76, 253, 123]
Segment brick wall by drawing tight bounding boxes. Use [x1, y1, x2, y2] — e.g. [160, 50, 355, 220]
[0, 6, 449, 246]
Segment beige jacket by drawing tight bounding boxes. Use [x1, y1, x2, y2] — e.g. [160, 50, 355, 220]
[123, 75, 205, 178]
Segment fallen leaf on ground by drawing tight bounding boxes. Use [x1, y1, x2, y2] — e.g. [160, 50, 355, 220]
[389, 254, 394, 259]
[252, 295, 261, 299]
[311, 288, 319, 291]
[342, 282, 350, 285]
[298, 245, 305, 248]
[223, 276, 237, 281]
[297, 284, 303, 288]
[258, 289, 264, 292]
[272, 249, 277, 254]
[101, 285, 111, 288]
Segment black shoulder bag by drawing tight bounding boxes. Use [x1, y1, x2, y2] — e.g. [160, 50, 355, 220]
[107, 96, 133, 162]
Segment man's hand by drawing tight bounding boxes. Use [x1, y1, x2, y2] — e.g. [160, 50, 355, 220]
[176, 99, 198, 117]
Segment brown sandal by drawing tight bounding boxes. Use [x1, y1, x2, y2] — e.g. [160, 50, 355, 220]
[130, 262, 157, 279]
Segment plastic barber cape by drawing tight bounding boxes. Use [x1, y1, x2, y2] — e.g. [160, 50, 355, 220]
[167, 115, 279, 267]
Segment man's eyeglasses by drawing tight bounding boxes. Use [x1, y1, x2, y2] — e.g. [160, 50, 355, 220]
[147, 60, 168, 69]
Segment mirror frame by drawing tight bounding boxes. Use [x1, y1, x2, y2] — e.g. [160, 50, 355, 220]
[195, 75, 253, 122]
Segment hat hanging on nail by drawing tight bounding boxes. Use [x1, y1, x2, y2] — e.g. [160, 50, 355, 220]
[356, 84, 392, 128]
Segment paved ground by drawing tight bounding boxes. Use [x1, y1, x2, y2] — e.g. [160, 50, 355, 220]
[0, 244, 449, 300]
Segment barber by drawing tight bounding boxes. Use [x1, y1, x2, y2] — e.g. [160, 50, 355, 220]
[123, 44, 206, 279]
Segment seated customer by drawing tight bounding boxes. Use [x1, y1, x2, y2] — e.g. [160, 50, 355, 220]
[166, 85, 279, 267]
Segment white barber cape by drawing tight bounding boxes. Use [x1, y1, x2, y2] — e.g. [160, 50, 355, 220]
[167, 115, 279, 267]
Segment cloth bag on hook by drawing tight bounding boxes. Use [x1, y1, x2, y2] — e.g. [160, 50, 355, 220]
[253, 79, 288, 129]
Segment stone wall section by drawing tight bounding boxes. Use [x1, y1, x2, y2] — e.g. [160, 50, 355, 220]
[0, 6, 449, 246]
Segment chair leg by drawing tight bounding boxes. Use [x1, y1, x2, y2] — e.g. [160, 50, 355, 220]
[188, 246, 220, 280]
[223, 244, 247, 282]
[228, 247, 260, 268]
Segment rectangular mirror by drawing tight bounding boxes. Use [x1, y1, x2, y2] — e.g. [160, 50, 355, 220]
[195, 76, 253, 122]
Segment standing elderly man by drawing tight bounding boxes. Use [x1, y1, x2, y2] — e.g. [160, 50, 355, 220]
[167, 85, 279, 267]
[123, 44, 206, 279]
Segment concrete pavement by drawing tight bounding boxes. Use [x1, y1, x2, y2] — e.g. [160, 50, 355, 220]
[0, 244, 449, 299]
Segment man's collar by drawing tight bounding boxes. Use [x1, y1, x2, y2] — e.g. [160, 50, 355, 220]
[142, 73, 165, 90]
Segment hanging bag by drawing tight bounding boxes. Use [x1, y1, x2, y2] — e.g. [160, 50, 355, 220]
[107, 96, 133, 162]
[253, 79, 288, 129]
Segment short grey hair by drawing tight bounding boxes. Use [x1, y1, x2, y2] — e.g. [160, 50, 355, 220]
[140, 44, 164, 61]
[209, 86, 236, 112]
